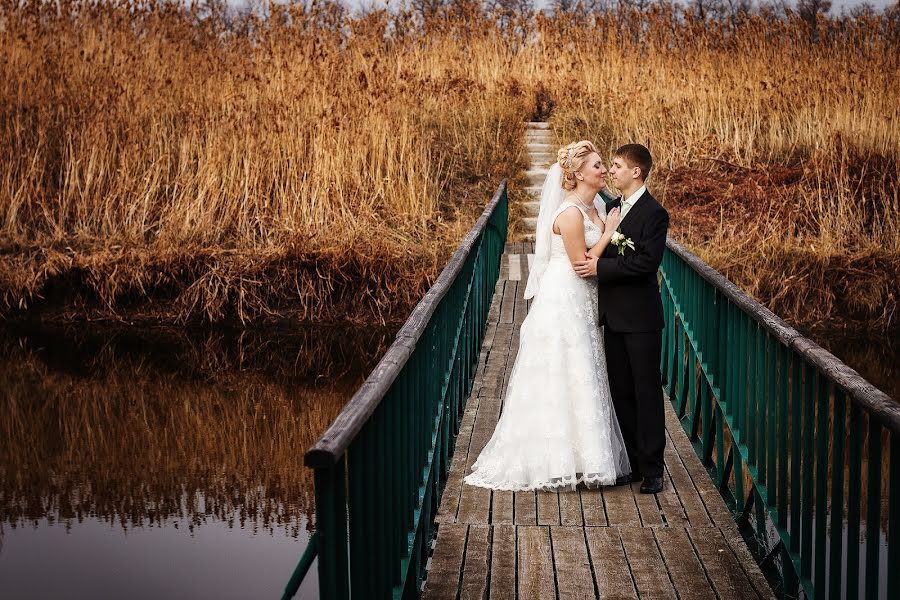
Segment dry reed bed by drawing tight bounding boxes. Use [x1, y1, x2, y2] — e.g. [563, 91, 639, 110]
[0, 324, 389, 531]
[545, 10, 900, 333]
[0, 1, 528, 324]
[1, 2, 898, 333]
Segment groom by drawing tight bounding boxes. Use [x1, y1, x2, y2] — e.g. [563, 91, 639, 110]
[574, 144, 669, 494]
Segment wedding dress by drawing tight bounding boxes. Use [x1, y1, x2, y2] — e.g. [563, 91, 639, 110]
[464, 167, 630, 491]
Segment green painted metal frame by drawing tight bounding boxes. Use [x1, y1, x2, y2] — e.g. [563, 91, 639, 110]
[283, 181, 508, 599]
[659, 239, 900, 600]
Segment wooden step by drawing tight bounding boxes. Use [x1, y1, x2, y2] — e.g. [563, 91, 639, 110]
[519, 201, 540, 216]
[526, 168, 548, 187]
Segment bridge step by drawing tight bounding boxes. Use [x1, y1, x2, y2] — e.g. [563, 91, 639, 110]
[521, 200, 540, 216]
[423, 250, 776, 600]
[517, 122, 556, 237]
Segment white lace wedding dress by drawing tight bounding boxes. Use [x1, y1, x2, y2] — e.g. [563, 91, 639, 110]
[463, 202, 631, 491]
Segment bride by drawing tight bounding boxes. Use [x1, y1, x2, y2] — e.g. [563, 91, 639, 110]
[464, 140, 631, 491]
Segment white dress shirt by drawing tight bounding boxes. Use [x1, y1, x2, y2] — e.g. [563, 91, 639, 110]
[619, 184, 646, 222]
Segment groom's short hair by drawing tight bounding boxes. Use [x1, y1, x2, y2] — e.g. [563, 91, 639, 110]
[615, 144, 653, 181]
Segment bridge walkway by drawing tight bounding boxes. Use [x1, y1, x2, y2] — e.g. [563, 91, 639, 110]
[423, 242, 775, 600]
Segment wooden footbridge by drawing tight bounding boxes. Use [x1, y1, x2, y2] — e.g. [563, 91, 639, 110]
[284, 181, 900, 600]
[424, 241, 773, 600]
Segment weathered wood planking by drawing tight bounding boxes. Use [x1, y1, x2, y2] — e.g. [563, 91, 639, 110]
[654, 527, 717, 600]
[489, 525, 516, 600]
[585, 527, 637, 599]
[517, 527, 555, 599]
[423, 252, 776, 600]
[551, 527, 595, 600]
[460, 525, 490, 600]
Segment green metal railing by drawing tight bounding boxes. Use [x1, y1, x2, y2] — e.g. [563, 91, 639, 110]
[660, 239, 900, 600]
[283, 181, 508, 600]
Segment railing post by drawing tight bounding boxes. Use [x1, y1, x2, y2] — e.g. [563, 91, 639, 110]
[315, 460, 349, 600]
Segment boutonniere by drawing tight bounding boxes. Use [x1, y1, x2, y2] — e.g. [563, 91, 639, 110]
[610, 230, 635, 255]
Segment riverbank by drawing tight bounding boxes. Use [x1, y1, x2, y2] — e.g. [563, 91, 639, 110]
[1, 4, 897, 343]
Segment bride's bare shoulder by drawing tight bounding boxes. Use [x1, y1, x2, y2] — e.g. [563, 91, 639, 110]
[552, 204, 582, 233]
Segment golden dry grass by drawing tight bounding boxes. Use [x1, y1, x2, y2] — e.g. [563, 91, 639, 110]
[0, 0, 528, 324]
[1, 2, 898, 332]
[545, 8, 900, 333]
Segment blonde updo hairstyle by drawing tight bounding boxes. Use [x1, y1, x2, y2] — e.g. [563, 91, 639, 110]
[557, 140, 598, 192]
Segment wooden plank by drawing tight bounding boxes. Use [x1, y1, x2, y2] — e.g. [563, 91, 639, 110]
[466, 395, 502, 467]
[473, 308, 501, 380]
[422, 523, 466, 599]
[664, 429, 714, 527]
[601, 483, 641, 527]
[536, 490, 560, 526]
[657, 467, 689, 528]
[720, 528, 776, 599]
[513, 282, 528, 328]
[458, 396, 501, 524]
[499, 280, 516, 324]
[460, 525, 490, 600]
[492, 490, 514, 524]
[633, 482, 664, 526]
[436, 394, 481, 523]
[585, 527, 637, 599]
[619, 527, 677, 598]
[559, 488, 584, 526]
[478, 364, 506, 399]
[485, 280, 504, 324]
[479, 325, 514, 399]
[517, 526, 556, 600]
[580, 487, 607, 526]
[490, 525, 516, 600]
[457, 486, 491, 525]
[688, 528, 761, 600]
[551, 527, 595, 600]
[653, 527, 716, 600]
[515, 491, 537, 525]
[520, 250, 531, 283]
[508, 254, 522, 281]
[665, 406, 732, 527]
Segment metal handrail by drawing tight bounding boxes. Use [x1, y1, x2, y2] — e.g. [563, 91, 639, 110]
[285, 180, 509, 600]
[665, 238, 899, 432]
[660, 237, 899, 600]
[304, 181, 510, 468]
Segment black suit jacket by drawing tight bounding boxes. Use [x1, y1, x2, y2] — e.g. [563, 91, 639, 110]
[596, 190, 669, 333]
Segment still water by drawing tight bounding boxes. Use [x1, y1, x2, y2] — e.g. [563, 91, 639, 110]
[0, 322, 391, 600]
[813, 331, 899, 403]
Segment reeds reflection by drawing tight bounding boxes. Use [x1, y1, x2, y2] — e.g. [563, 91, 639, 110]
[0, 322, 392, 535]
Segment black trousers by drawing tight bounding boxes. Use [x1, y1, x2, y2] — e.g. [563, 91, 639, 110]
[603, 328, 665, 478]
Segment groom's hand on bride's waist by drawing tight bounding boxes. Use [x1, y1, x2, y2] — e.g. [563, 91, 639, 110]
[574, 253, 597, 278]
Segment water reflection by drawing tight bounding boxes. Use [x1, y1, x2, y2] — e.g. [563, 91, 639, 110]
[0, 322, 392, 599]
[810, 330, 899, 403]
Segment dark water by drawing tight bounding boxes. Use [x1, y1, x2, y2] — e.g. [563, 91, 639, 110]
[0, 322, 391, 600]
[811, 331, 899, 403]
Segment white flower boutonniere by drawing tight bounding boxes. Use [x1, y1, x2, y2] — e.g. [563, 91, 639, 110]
[610, 230, 635, 255]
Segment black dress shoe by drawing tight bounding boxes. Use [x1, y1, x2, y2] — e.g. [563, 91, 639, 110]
[614, 473, 642, 486]
[639, 476, 663, 494]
